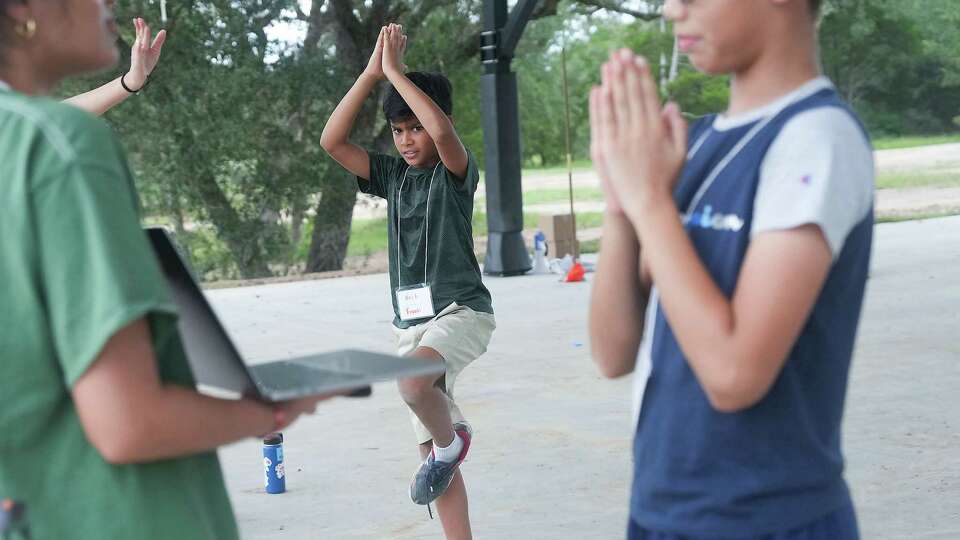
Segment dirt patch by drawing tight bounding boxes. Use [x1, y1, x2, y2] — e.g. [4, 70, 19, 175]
[877, 187, 960, 217]
[873, 143, 960, 173]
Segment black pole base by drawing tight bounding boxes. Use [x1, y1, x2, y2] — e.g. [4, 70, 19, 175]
[483, 231, 531, 276]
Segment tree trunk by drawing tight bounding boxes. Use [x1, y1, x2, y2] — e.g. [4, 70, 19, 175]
[290, 199, 306, 252]
[199, 186, 272, 278]
[219, 223, 274, 278]
[183, 162, 273, 278]
[306, 168, 358, 272]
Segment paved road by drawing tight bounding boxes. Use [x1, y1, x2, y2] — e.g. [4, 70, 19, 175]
[206, 216, 960, 539]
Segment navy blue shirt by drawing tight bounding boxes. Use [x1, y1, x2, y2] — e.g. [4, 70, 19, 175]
[630, 83, 873, 536]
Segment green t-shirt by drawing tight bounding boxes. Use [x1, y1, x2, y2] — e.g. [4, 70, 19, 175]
[0, 88, 238, 539]
[360, 151, 493, 329]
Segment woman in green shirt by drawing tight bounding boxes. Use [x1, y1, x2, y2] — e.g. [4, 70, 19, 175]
[0, 2, 328, 538]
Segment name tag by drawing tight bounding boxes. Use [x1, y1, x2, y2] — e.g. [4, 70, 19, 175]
[396, 283, 436, 321]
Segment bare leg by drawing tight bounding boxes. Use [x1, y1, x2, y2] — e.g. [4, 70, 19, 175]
[398, 347, 455, 446]
[419, 442, 472, 540]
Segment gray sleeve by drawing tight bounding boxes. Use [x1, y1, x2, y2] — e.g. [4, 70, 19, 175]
[751, 108, 875, 258]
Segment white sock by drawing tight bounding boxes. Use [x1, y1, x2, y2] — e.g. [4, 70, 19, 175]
[433, 432, 464, 463]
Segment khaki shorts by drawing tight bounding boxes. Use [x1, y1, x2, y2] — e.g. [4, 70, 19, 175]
[393, 302, 496, 444]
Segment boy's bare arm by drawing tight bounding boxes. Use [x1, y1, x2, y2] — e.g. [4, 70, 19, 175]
[588, 86, 652, 378]
[382, 25, 469, 179]
[320, 29, 387, 181]
[589, 214, 651, 379]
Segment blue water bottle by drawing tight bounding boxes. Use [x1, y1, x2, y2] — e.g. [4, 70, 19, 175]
[262, 432, 286, 494]
[534, 231, 548, 257]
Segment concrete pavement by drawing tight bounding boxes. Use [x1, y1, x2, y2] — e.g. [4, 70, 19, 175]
[206, 216, 960, 539]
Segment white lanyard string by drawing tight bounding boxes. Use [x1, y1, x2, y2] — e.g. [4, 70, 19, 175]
[682, 114, 776, 216]
[396, 161, 443, 286]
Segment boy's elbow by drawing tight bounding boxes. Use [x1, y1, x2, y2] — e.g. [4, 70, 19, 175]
[319, 132, 337, 152]
[82, 412, 155, 465]
[588, 319, 641, 379]
[705, 391, 756, 414]
[597, 361, 633, 379]
[319, 123, 346, 153]
[90, 430, 146, 465]
[590, 343, 635, 379]
[701, 363, 771, 413]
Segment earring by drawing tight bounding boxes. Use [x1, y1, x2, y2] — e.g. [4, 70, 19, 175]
[15, 19, 37, 40]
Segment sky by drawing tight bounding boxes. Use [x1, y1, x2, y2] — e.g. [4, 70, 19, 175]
[264, 0, 313, 48]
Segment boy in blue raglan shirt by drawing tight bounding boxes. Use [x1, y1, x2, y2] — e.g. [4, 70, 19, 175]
[588, 0, 873, 538]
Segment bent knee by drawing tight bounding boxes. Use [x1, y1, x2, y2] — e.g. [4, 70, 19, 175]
[398, 375, 439, 403]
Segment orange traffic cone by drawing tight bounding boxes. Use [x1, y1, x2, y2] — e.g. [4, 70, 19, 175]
[564, 261, 586, 282]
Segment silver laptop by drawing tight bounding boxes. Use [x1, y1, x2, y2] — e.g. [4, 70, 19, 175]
[146, 227, 444, 402]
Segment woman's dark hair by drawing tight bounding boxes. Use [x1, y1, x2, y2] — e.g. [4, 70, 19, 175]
[383, 72, 453, 123]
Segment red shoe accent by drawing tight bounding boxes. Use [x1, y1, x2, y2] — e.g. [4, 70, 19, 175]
[453, 428, 472, 465]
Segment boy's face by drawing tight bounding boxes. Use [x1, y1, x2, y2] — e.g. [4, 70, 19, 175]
[391, 116, 440, 169]
[665, 0, 771, 75]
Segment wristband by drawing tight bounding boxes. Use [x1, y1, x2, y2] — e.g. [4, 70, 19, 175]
[121, 73, 149, 94]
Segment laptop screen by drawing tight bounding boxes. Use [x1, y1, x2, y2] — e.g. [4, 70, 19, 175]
[145, 228, 258, 398]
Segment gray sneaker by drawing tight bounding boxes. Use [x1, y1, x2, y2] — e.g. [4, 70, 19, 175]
[410, 424, 473, 506]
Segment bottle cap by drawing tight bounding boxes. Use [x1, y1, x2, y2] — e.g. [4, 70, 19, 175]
[263, 432, 283, 445]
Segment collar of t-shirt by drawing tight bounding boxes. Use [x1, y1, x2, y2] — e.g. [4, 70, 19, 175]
[711, 76, 833, 132]
[0, 80, 10, 92]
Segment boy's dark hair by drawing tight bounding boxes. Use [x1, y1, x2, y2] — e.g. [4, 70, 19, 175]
[383, 72, 453, 123]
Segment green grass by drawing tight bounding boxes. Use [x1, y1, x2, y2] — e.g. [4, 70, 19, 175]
[521, 159, 595, 177]
[876, 210, 960, 224]
[580, 239, 601, 254]
[473, 211, 603, 237]
[479, 160, 594, 185]
[491, 134, 960, 181]
[570, 212, 604, 229]
[520, 187, 604, 205]
[346, 211, 605, 257]
[873, 134, 960, 150]
[876, 172, 960, 190]
[345, 217, 389, 257]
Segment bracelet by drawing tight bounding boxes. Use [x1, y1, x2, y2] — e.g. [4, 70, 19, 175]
[120, 72, 148, 94]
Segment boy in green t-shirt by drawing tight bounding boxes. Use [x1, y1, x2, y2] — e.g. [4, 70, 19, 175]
[321, 23, 495, 539]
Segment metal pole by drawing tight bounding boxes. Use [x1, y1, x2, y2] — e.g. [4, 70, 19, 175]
[561, 46, 577, 255]
[479, 0, 537, 276]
